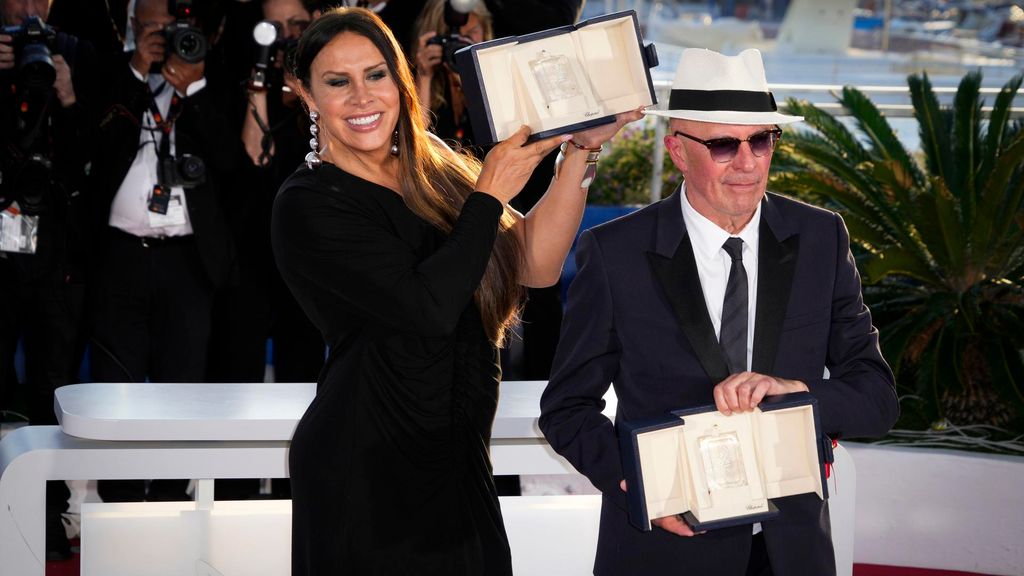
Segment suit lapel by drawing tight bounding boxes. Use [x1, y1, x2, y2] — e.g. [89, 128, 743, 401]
[752, 193, 799, 374]
[647, 190, 731, 383]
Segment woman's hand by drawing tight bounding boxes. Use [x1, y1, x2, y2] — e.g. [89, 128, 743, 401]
[569, 106, 646, 150]
[476, 125, 568, 205]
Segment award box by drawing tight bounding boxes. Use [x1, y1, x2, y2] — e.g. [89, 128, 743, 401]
[454, 10, 658, 145]
[618, 392, 833, 532]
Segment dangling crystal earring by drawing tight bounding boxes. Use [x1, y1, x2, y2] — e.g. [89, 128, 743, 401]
[306, 110, 322, 169]
[390, 130, 399, 156]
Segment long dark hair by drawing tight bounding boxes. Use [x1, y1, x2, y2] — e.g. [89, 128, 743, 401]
[292, 7, 523, 346]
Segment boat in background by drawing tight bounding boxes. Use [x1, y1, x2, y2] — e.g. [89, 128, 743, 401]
[614, 0, 1024, 90]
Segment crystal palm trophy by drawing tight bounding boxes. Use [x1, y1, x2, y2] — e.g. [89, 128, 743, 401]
[698, 425, 749, 492]
[528, 49, 600, 119]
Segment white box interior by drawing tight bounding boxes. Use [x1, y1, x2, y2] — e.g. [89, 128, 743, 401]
[635, 404, 822, 529]
[472, 15, 652, 141]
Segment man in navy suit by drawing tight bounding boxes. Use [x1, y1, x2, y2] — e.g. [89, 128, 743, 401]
[539, 48, 899, 576]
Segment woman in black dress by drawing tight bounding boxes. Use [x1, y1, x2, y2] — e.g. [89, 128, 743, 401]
[271, 7, 641, 574]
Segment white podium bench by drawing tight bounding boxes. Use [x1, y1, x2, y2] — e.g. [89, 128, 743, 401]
[0, 382, 854, 575]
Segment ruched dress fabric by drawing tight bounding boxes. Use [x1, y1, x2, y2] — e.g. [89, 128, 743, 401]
[271, 163, 514, 576]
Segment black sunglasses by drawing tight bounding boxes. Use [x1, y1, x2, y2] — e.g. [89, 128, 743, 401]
[673, 128, 782, 163]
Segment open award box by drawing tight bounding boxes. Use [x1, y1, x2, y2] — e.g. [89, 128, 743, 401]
[619, 392, 833, 532]
[453, 10, 658, 144]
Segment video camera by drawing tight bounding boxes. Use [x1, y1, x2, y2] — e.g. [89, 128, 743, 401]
[426, 0, 480, 69]
[1, 15, 58, 91]
[162, 0, 207, 64]
[249, 20, 298, 91]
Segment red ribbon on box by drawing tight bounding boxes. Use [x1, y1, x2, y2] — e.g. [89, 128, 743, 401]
[825, 438, 839, 478]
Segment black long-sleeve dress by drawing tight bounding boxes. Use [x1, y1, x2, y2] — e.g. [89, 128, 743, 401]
[271, 162, 514, 575]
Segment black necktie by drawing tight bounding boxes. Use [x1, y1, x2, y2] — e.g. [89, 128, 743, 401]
[720, 237, 748, 374]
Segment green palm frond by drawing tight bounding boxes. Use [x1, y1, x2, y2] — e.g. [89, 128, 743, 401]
[783, 98, 868, 164]
[951, 71, 983, 214]
[909, 72, 955, 185]
[973, 131, 1024, 270]
[772, 70, 1024, 431]
[839, 86, 925, 189]
[978, 74, 1023, 187]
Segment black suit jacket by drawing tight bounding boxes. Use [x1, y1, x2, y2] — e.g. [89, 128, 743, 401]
[89, 55, 234, 288]
[539, 190, 899, 576]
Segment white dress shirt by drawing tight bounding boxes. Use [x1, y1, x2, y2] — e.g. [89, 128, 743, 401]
[679, 182, 761, 373]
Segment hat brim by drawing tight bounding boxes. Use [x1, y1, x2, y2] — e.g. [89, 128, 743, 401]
[644, 109, 803, 125]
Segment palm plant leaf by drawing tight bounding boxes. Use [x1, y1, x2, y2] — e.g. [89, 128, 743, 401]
[978, 132, 1024, 269]
[780, 133, 925, 254]
[861, 247, 940, 285]
[839, 86, 925, 190]
[951, 71, 983, 218]
[978, 74, 1023, 188]
[772, 172, 893, 250]
[909, 73, 955, 186]
[926, 176, 966, 278]
[783, 98, 868, 164]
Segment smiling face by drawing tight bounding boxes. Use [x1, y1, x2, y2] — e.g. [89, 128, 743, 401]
[665, 119, 776, 233]
[301, 31, 400, 168]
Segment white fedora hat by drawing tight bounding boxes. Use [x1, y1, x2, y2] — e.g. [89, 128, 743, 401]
[646, 48, 802, 125]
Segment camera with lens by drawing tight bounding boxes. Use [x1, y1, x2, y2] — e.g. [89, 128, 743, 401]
[157, 154, 206, 189]
[162, 0, 207, 64]
[0, 153, 52, 215]
[249, 20, 299, 91]
[0, 15, 58, 91]
[426, 0, 479, 68]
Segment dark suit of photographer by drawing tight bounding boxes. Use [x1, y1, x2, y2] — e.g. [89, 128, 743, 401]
[88, 0, 234, 501]
[0, 1, 97, 560]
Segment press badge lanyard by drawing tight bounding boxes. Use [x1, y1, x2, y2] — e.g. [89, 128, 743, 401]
[145, 82, 183, 215]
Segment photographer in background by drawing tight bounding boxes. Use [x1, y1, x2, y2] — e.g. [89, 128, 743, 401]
[0, 0, 96, 561]
[207, 0, 323, 393]
[412, 0, 491, 151]
[88, 0, 234, 503]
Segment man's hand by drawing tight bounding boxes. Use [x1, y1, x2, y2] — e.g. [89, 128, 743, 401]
[52, 54, 75, 107]
[130, 24, 165, 77]
[619, 479, 698, 537]
[162, 54, 204, 94]
[713, 372, 809, 416]
[0, 34, 14, 71]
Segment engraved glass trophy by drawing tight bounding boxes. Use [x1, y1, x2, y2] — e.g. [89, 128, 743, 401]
[527, 49, 600, 119]
[698, 426, 749, 492]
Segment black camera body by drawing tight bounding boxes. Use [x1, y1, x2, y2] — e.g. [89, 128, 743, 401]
[1, 16, 58, 91]
[162, 0, 207, 64]
[157, 154, 206, 189]
[0, 153, 53, 215]
[426, 33, 472, 69]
